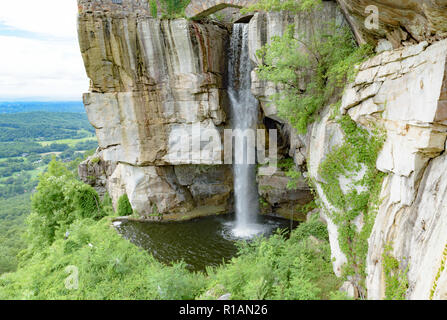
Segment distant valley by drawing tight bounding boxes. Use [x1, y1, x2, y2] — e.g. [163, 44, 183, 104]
[0, 102, 97, 274]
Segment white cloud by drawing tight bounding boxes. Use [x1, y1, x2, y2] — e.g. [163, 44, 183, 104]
[0, 0, 89, 100]
[0, 0, 79, 39]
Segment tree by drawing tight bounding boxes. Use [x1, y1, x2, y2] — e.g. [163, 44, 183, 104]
[117, 194, 133, 216]
[159, 0, 190, 17]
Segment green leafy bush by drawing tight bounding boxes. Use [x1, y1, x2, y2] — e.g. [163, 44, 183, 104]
[149, 0, 158, 18]
[254, 0, 372, 134]
[204, 215, 341, 300]
[382, 244, 408, 300]
[0, 157, 343, 300]
[117, 194, 133, 217]
[25, 159, 105, 250]
[257, 24, 372, 134]
[159, 0, 190, 18]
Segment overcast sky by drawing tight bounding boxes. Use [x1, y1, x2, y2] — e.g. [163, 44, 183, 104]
[0, 0, 89, 101]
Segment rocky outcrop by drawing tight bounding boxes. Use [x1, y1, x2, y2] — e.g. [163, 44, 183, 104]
[77, 0, 233, 218]
[308, 39, 447, 299]
[257, 169, 313, 221]
[337, 0, 447, 47]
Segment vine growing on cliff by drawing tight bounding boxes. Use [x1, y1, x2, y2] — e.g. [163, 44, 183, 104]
[430, 243, 447, 299]
[318, 115, 386, 295]
[382, 244, 409, 300]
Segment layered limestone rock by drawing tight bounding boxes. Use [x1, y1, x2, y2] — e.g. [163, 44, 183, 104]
[336, 0, 447, 47]
[77, 0, 233, 218]
[308, 39, 447, 299]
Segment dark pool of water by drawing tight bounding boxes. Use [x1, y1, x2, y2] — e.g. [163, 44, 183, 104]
[115, 214, 298, 272]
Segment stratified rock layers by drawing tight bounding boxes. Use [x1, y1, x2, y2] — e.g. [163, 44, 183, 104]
[308, 39, 447, 299]
[337, 0, 447, 47]
[77, 1, 233, 218]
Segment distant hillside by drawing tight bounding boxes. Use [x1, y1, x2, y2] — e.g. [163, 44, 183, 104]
[0, 112, 94, 142]
[0, 101, 85, 114]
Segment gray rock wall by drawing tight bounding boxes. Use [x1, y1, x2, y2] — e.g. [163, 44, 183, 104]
[77, 0, 233, 218]
[308, 39, 447, 299]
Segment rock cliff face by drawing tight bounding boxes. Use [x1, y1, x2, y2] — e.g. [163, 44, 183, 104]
[77, 0, 312, 220]
[78, 0, 233, 218]
[242, 1, 447, 299]
[247, 2, 344, 219]
[308, 39, 447, 299]
[337, 0, 447, 47]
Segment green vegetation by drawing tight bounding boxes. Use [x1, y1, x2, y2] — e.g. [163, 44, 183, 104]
[242, 0, 323, 14]
[0, 112, 94, 142]
[0, 170, 40, 199]
[149, 0, 158, 17]
[318, 116, 385, 294]
[117, 194, 133, 217]
[0, 112, 97, 159]
[430, 243, 447, 300]
[0, 159, 342, 300]
[149, 0, 190, 18]
[253, 0, 372, 134]
[382, 244, 409, 300]
[204, 214, 342, 300]
[0, 111, 98, 275]
[0, 194, 30, 274]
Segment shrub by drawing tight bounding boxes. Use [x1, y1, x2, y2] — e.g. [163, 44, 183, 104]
[205, 215, 341, 300]
[25, 159, 106, 250]
[149, 0, 158, 18]
[117, 194, 133, 217]
[253, 0, 373, 134]
[159, 0, 190, 18]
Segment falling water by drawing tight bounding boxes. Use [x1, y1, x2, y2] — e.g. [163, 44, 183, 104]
[228, 24, 263, 238]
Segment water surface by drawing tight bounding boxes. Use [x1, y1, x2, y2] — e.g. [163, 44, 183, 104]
[115, 214, 298, 272]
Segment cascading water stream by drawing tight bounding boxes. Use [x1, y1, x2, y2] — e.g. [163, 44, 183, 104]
[228, 24, 264, 238]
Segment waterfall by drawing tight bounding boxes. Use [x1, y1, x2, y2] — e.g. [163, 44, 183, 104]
[228, 24, 262, 238]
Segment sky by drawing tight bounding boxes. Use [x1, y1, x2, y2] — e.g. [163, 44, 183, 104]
[0, 0, 89, 101]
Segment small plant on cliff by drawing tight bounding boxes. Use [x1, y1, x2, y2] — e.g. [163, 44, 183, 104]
[430, 243, 447, 299]
[117, 194, 133, 217]
[149, 0, 158, 18]
[382, 244, 409, 300]
[158, 0, 190, 18]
